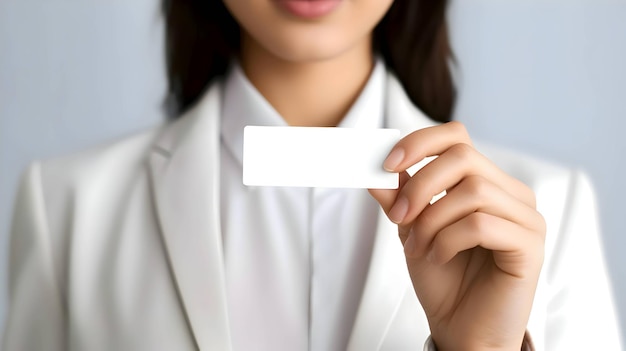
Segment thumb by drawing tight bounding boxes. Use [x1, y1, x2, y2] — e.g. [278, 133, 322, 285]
[368, 171, 410, 215]
[369, 171, 412, 245]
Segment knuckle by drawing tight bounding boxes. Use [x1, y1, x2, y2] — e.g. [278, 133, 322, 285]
[449, 143, 474, 161]
[527, 189, 538, 209]
[447, 121, 471, 141]
[514, 180, 537, 208]
[536, 212, 547, 239]
[467, 212, 490, 236]
[462, 175, 489, 199]
[447, 121, 467, 134]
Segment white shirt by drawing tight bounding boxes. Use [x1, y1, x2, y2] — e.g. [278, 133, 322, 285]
[220, 60, 387, 351]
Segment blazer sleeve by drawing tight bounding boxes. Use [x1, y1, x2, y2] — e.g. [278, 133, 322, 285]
[2, 162, 66, 351]
[544, 170, 622, 349]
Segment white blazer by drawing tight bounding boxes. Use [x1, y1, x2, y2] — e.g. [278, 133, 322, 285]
[3, 74, 622, 350]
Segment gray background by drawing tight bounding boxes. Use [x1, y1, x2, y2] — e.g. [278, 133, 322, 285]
[1, 0, 624, 342]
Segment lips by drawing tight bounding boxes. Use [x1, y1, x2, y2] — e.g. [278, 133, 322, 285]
[275, 0, 342, 19]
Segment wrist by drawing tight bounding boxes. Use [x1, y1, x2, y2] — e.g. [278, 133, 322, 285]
[428, 331, 534, 351]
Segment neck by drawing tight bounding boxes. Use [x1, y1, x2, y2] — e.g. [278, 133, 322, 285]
[239, 34, 374, 127]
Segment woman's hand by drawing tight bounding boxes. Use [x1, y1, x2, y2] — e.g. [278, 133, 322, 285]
[369, 122, 546, 351]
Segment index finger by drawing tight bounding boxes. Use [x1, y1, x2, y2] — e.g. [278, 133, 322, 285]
[383, 121, 472, 173]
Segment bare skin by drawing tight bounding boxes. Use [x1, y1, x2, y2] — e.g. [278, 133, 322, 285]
[224, 1, 546, 349]
[370, 123, 545, 350]
[240, 30, 373, 127]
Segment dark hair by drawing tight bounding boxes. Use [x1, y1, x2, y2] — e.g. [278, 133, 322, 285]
[163, 0, 455, 123]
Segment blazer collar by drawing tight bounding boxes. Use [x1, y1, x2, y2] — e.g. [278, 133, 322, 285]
[384, 72, 438, 134]
[148, 82, 232, 351]
[148, 72, 436, 351]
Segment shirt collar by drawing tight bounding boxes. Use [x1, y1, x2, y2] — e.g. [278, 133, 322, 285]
[221, 58, 387, 166]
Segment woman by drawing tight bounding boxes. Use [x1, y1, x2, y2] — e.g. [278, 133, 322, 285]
[3, 0, 622, 350]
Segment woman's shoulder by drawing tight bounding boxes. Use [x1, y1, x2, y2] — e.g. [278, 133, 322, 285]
[10, 124, 170, 277]
[475, 141, 579, 190]
[475, 141, 596, 226]
[33, 125, 166, 191]
[475, 141, 598, 248]
[21, 81, 219, 212]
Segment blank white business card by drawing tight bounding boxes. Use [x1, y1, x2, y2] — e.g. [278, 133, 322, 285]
[243, 126, 400, 189]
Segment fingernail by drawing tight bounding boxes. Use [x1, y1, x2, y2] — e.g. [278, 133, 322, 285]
[404, 231, 417, 257]
[383, 148, 405, 171]
[388, 196, 409, 224]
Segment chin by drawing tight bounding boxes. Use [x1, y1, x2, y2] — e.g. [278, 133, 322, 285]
[259, 28, 362, 63]
[225, 0, 392, 64]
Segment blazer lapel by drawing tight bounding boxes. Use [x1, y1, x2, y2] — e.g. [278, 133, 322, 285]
[146, 72, 437, 351]
[347, 73, 437, 351]
[148, 83, 232, 351]
[347, 207, 412, 351]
